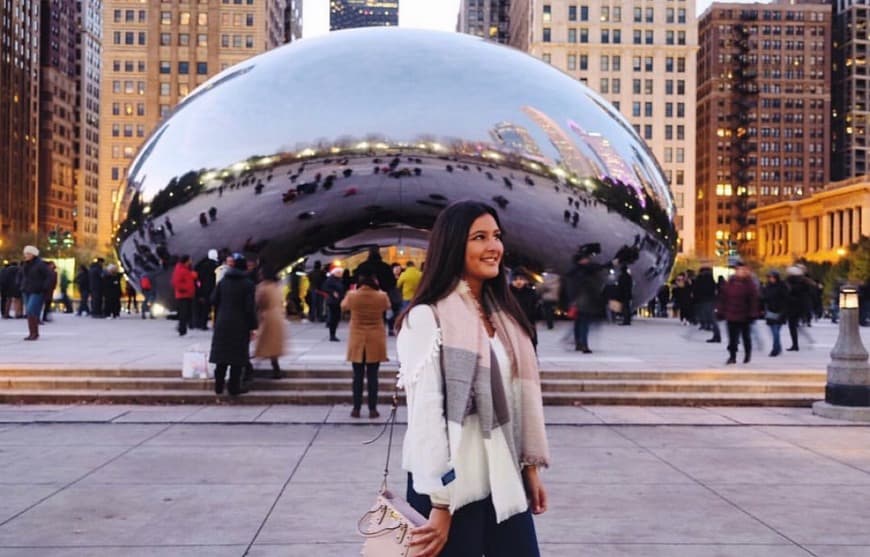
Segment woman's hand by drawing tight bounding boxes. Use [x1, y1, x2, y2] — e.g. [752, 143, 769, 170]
[410, 508, 451, 557]
[523, 465, 548, 515]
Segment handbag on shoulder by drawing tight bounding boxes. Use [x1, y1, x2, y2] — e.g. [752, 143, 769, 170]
[357, 390, 426, 557]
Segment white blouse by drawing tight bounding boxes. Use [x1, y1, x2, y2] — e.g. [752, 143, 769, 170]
[398, 304, 526, 521]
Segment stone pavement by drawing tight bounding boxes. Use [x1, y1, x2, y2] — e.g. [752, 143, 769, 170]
[0, 405, 869, 556]
[2, 312, 866, 373]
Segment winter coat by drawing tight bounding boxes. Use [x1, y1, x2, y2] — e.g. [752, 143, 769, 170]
[341, 285, 390, 363]
[102, 273, 122, 304]
[761, 281, 788, 325]
[171, 262, 197, 300]
[785, 276, 811, 319]
[716, 276, 760, 323]
[1, 265, 21, 296]
[511, 285, 539, 327]
[254, 280, 286, 359]
[322, 275, 346, 307]
[566, 262, 605, 317]
[396, 266, 422, 301]
[88, 263, 103, 295]
[616, 268, 633, 302]
[21, 257, 50, 295]
[194, 258, 218, 297]
[355, 258, 396, 293]
[209, 268, 257, 366]
[692, 273, 717, 303]
[45, 267, 58, 295]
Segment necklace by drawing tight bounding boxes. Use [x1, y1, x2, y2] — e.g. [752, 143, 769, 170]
[471, 292, 496, 335]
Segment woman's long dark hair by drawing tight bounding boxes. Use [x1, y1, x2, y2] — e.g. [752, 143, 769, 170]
[397, 200, 535, 341]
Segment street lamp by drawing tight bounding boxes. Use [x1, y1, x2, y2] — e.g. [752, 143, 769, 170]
[813, 285, 870, 421]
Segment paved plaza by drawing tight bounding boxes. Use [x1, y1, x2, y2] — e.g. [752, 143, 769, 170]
[1, 311, 865, 373]
[0, 406, 869, 556]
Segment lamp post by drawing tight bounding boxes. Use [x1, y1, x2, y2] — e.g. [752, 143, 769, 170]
[813, 286, 870, 421]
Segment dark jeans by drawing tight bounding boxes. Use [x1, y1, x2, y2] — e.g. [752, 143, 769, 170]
[90, 291, 103, 316]
[308, 291, 324, 322]
[787, 315, 800, 349]
[177, 298, 193, 335]
[727, 320, 751, 358]
[214, 363, 243, 395]
[327, 303, 341, 339]
[0, 291, 8, 317]
[541, 301, 556, 330]
[77, 291, 90, 315]
[621, 299, 632, 325]
[573, 315, 590, 348]
[142, 291, 155, 317]
[407, 474, 540, 557]
[352, 361, 379, 411]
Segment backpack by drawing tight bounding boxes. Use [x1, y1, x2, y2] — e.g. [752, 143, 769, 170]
[140, 275, 152, 291]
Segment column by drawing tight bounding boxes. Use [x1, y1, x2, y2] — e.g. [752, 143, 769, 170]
[846, 209, 854, 245]
[837, 210, 844, 247]
[821, 212, 831, 250]
[856, 207, 865, 240]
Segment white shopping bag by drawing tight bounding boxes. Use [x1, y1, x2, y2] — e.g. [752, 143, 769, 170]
[182, 344, 212, 379]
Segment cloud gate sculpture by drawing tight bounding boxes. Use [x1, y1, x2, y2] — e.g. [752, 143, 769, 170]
[115, 28, 677, 307]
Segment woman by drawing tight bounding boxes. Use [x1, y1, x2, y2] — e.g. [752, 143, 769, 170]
[102, 265, 122, 319]
[254, 267, 286, 378]
[340, 273, 390, 418]
[396, 201, 549, 557]
[322, 267, 346, 342]
[761, 270, 788, 357]
[209, 254, 257, 396]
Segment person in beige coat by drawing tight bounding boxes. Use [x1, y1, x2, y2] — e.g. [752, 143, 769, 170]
[254, 268, 286, 378]
[340, 273, 390, 418]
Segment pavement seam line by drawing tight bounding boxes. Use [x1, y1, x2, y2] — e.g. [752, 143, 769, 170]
[758, 427, 870, 479]
[607, 424, 819, 557]
[242, 408, 328, 556]
[0, 423, 175, 529]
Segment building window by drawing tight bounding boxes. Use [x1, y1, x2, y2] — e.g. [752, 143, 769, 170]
[138, 32, 146, 45]
[678, 31, 686, 45]
[677, 125, 685, 140]
[666, 57, 674, 72]
[580, 5, 588, 21]
[543, 4, 551, 23]
[666, 30, 674, 45]
[542, 28, 551, 42]
[196, 62, 208, 75]
[160, 33, 171, 46]
[644, 79, 653, 94]
[666, 8, 674, 23]
[178, 61, 189, 74]
[161, 11, 171, 24]
[644, 125, 652, 140]
[633, 29, 641, 44]
[632, 101, 641, 117]
[579, 54, 588, 70]
[160, 82, 171, 96]
[124, 61, 134, 72]
[114, 9, 122, 22]
[160, 61, 171, 74]
[111, 167, 120, 180]
[126, 9, 135, 22]
[612, 55, 620, 71]
[677, 103, 685, 118]
[568, 5, 577, 21]
[568, 28, 576, 43]
[600, 78, 609, 94]
[125, 32, 135, 45]
[665, 125, 673, 140]
[112, 102, 120, 115]
[179, 33, 190, 46]
[580, 28, 588, 43]
[180, 12, 190, 25]
[644, 102, 653, 117]
[601, 55, 609, 71]
[233, 35, 242, 47]
[197, 13, 208, 25]
[138, 81, 146, 95]
[542, 53, 551, 64]
[197, 34, 207, 46]
[664, 148, 673, 162]
[160, 104, 170, 117]
[246, 13, 254, 26]
[601, 29, 610, 43]
[245, 35, 254, 48]
[179, 83, 190, 97]
[221, 34, 229, 47]
[137, 103, 145, 116]
[139, 10, 147, 22]
[124, 80, 134, 94]
[111, 123, 120, 137]
[677, 80, 685, 94]
[645, 30, 653, 44]
[633, 7, 642, 22]
[678, 8, 686, 23]
[665, 80, 674, 94]
[632, 79, 641, 94]
[632, 57, 641, 72]
[677, 57, 686, 72]
[676, 148, 685, 163]
[613, 29, 621, 43]
[665, 102, 673, 117]
[612, 78, 620, 93]
[645, 57, 653, 72]
[646, 7, 654, 22]
[137, 125, 145, 137]
[567, 54, 576, 70]
[123, 124, 133, 137]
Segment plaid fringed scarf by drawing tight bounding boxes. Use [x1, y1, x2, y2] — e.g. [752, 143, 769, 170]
[434, 281, 550, 471]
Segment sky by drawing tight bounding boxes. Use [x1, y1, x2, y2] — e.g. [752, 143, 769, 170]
[304, 0, 765, 38]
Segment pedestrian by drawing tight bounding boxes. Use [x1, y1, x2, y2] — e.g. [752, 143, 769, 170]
[616, 264, 633, 325]
[199, 212, 208, 227]
[254, 266, 286, 378]
[510, 270, 539, 346]
[761, 270, 788, 357]
[716, 262, 760, 364]
[1, 261, 21, 318]
[341, 273, 390, 418]
[88, 258, 104, 317]
[171, 255, 197, 336]
[387, 262, 404, 336]
[672, 273, 691, 322]
[306, 260, 326, 322]
[656, 283, 670, 317]
[694, 267, 721, 342]
[41, 261, 58, 323]
[538, 269, 560, 330]
[193, 250, 219, 330]
[396, 260, 422, 311]
[164, 216, 174, 235]
[215, 253, 234, 284]
[209, 253, 257, 396]
[354, 246, 396, 305]
[785, 266, 811, 351]
[20, 246, 50, 341]
[322, 267, 346, 341]
[58, 268, 73, 313]
[396, 200, 549, 557]
[102, 265, 122, 319]
[124, 276, 138, 314]
[565, 245, 608, 353]
[140, 271, 156, 319]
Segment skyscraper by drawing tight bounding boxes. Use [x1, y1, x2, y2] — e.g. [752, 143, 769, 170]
[285, 0, 303, 42]
[330, 0, 398, 31]
[695, 0, 830, 260]
[38, 0, 79, 241]
[459, 0, 511, 43]
[510, 0, 698, 255]
[0, 0, 40, 240]
[832, 0, 869, 180]
[98, 0, 285, 251]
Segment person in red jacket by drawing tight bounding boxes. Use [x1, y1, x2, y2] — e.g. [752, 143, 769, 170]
[171, 255, 198, 336]
[716, 261, 760, 365]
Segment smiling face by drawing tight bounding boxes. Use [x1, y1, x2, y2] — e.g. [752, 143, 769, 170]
[463, 213, 503, 284]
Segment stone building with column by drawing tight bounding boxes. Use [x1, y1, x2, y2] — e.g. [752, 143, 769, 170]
[753, 176, 870, 266]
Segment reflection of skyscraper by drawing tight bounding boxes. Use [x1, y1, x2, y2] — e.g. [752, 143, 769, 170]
[285, 0, 303, 42]
[459, 0, 511, 43]
[490, 122, 545, 160]
[521, 106, 598, 178]
[330, 0, 398, 31]
[581, 130, 643, 203]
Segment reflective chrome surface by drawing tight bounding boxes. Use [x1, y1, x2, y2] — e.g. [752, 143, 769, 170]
[116, 28, 676, 305]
